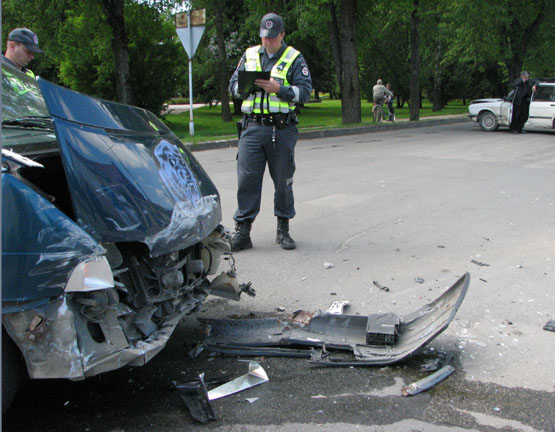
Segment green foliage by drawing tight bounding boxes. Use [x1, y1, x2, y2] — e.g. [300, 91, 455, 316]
[163, 98, 469, 143]
[2, 0, 553, 117]
[3, 0, 187, 113]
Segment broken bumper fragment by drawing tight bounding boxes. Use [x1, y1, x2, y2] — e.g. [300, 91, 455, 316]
[199, 273, 470, 366]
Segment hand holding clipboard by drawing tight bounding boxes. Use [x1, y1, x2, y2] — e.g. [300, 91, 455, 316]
[238, 71, 271, 94]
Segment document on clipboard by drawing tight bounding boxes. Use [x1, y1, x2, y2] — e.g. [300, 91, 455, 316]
[238, 71, 271, 94]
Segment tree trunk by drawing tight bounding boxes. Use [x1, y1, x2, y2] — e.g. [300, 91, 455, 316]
[409, 0, 420, 121]
[432, 15, 442, 112]
[98, 0, 132, 105]
[327, 2, 343, 98]
[506, 6, 545, 82]
[214, 0, 232, 121]
[328, 0, 361, 124]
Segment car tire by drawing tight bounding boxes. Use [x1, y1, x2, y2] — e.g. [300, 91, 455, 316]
[479, 112, 498, 132]
[2, 333, 23, 414]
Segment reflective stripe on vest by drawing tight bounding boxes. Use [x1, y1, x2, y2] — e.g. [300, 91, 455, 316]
[241, 45, 300, 114]
[25, 69, 36, 79]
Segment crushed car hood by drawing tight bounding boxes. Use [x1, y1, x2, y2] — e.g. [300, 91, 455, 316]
[37, 78, 221, 257]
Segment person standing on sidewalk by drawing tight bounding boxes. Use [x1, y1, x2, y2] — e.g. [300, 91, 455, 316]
[1, 28, 43, 78]
[228, 12, 312, 251]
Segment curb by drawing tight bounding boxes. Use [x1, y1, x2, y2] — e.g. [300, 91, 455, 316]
[183, 115, 470, 152]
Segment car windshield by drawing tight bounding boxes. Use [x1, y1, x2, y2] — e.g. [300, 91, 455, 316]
[2, 62, 50, 123]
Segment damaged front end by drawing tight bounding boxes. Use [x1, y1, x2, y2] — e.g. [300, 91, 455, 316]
[3, 226, 249, 380]
[2, 65, 252, 385]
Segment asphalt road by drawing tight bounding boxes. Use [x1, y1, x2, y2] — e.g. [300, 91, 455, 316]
[4, 121, 555, 432]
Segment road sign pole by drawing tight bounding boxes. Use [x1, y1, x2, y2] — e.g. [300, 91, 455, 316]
[175, 9, 205, 138]
[188, 11, 194, 136]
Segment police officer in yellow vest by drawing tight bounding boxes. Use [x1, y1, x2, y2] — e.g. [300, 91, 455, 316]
[229, 13, 312, 251]
[1, 28, 43, 79]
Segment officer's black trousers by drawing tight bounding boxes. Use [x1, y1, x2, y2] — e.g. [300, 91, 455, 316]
[234, 121, 297, 223]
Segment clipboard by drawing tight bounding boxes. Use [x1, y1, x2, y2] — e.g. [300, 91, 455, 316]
[238, 71, 271, 94]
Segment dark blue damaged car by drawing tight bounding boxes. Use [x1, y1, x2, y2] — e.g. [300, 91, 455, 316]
[1, 63, 253, 412]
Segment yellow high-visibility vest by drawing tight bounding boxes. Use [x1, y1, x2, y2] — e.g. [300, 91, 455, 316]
[241, 45, 300, 114]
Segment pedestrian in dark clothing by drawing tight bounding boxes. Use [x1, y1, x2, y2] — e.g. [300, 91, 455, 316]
[228, 12, 312, 251]
[510, 71, 538, 134]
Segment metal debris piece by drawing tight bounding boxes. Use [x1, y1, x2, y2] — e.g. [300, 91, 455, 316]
[327, 301, 350, 314]
[207, 361, 268, 401]
[401, 365, 455, 396]
[176, 373, 217, 424]
[471, 259, 490, 267]
[415, 277, 425, 284]
[188, 343, 205, 358]
[245, 398, 259, 403]
[543, 320, 555, 332]
[420, 351, 453, 372]
[372, 280, 390, 292]
[199, 273, 470, 366]
[323, 262, 335, 269]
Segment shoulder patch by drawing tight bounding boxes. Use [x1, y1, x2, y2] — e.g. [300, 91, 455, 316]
[302, 66, 309, 76]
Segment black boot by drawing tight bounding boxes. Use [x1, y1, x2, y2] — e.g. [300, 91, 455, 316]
[231, 221, 253, 251]
[276, 217, 296, 250]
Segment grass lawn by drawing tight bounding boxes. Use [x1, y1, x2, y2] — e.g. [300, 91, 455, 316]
[162, 99, 468, 144]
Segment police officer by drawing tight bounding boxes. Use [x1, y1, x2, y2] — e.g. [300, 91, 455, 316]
[229, 13, 312, 251]
[1, 28, 43, 78]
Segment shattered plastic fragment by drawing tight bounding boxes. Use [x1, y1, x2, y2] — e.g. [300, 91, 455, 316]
[372, 280, 390, 292]
[188, 343, 205, 358]
[471, 259, 490, 267]
[415, 277, 425, 284]
[245, 398, 259, 403]
[543, 320, 555, 332]
[207, 361, 268, 401]
[292, 310, 314, 325]
[327, 301, 350, 314]
[401, 365, 455, 396]
[323, 262, 335, 269]
[176, 373, 217, 424]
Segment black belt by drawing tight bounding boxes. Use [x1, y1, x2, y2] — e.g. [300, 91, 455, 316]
[246, 113, 288, 127]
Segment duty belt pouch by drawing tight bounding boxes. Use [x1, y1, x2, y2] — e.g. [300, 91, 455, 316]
[274, 113, 287, 129]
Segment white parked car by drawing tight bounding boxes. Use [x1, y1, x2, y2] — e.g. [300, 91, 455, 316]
[468, 80, 555, 131]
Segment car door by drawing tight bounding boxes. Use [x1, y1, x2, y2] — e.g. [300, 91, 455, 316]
[499, 90, 514, 126]
[528, 84, 555, 129]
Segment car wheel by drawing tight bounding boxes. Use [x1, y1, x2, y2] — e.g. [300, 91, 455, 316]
[479, 112, 498, 132]
[2, 333, 23, 414]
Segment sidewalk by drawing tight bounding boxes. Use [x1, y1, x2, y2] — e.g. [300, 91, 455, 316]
[181, 113, 469, 152]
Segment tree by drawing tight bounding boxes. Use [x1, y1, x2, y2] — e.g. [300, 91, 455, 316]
[327, 0, 361, 124]
[214, 0, 232, 121]
[443, 0, 553, 96]
[97, 0, 132, 104]
[409, 0, 420, 121]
